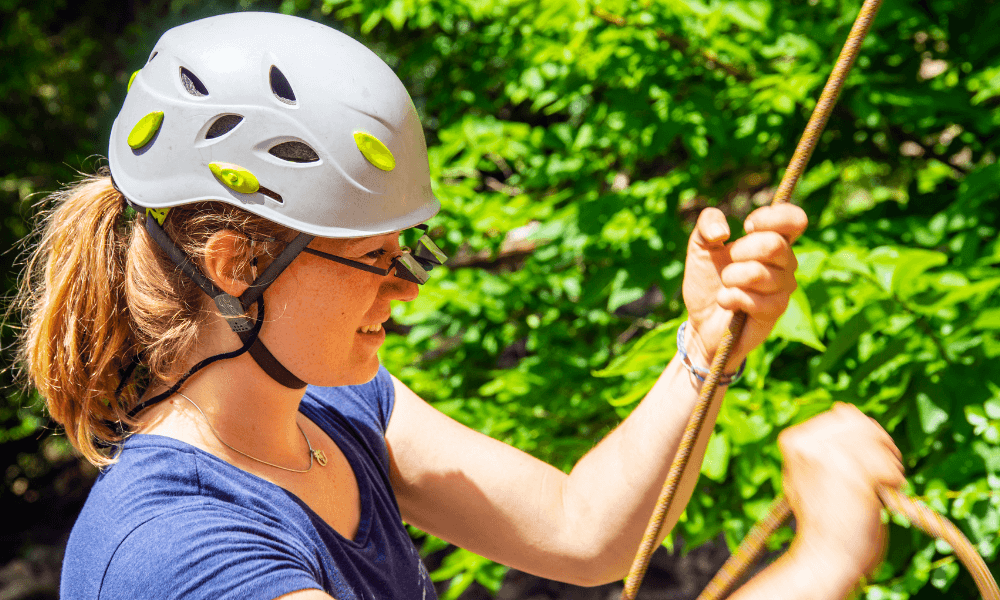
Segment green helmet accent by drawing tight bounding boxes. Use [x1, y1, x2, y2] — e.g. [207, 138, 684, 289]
[128, 70, 140, 91]
[146, 207, 170, 225]
[209, 162, 260, 194]
[127, 111, 164, 149]
[354, 131, 396, 172]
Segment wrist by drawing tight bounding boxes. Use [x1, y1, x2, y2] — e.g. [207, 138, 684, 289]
[677, 321, 746, 386]
[691, 326, 747, 372]
[782, 536, 867, 599]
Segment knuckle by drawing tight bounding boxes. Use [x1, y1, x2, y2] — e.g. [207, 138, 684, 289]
[761, 232, 787, 258]
[777, 427, 794, 448]
[789, 207, 809, 230]
[778, 427, 806, 453]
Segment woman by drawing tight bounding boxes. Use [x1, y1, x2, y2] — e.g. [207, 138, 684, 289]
[17, 11, 902, 600]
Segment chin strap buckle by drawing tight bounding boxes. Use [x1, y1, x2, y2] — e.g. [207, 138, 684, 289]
[214, 294, 253, 333]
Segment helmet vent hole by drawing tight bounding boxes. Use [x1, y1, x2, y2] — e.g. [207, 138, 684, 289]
[268, 141, 319, 163]
[148, 51, 158, 63]
[269, 66, 296, 105]
[179, 67, 208, 96]
[205, 115, 244, 139]
[258, 186, 284, 203]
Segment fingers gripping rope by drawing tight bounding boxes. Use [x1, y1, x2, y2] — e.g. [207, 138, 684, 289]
[620, 0, 1000, 598]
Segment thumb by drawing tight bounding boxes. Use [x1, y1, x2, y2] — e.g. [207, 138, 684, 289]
[691, 207, 731, 249]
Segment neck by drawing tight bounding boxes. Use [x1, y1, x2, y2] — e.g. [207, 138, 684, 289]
[136, 340, 310, 470]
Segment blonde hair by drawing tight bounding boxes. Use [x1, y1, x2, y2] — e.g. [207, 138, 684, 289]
[14, 169, 290, 466]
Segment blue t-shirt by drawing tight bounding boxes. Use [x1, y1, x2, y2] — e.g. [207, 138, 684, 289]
[61, 367, 436, 600]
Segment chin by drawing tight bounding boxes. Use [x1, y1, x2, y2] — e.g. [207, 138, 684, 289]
[354, 356, 382, 385]
[321, 355, 381, 388]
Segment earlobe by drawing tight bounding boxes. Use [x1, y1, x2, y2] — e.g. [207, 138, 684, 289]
[203, 229, 253, 297]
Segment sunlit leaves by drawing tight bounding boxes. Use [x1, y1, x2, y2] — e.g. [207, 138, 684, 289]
[6, 0, 1000, 597]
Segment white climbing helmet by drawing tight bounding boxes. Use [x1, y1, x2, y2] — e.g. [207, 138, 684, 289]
[109, 11, 439, 238]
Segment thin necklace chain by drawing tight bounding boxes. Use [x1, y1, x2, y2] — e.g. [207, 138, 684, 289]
[176, 391, 326, 473]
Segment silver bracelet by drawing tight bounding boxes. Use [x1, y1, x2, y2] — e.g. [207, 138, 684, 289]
[676, 321, 746, 385]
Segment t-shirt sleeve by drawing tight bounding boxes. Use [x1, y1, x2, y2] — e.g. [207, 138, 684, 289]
[99, 507, 323, 600]
[371, 364, 396, 433]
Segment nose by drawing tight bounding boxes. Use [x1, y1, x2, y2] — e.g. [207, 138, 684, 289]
[381, 270, 419, 303]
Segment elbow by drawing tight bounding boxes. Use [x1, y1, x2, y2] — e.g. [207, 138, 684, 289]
[571, 537, 652, 587]
[580, 564, 628, 588]
[560, 560, 613, 588]
[555, 541, 630, 588]
[567, 563, 626, 589]
[553, 513, 635, 587]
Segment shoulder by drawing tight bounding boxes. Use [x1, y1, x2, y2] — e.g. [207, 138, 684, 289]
[99, 506, 323, 600]
[61, 436, 324, 600]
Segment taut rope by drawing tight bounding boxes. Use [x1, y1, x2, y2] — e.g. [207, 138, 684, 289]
[619, 0, 1000, 598]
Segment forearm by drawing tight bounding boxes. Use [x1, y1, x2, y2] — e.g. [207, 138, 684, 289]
[560, 351, 727, 585]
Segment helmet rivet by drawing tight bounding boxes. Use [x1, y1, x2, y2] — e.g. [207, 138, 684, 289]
[209, 162, 260, 194]
[353, 131, 396, 172]
[127, 111, 164, 150]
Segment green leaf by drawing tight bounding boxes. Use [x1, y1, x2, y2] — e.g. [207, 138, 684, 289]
[866, 247, 947, 295]
[929, 560, 959, 590]
[916, 160, 956, 194]
[973, 308, 1000, 331]
[915, 391, 949, 435]
[606, 268, 645, 312]
[727, 411, 773, 445]
[594, 319, 682, 378]
[701, 432, 730, 482]
[813, 300, 894, 376]
[985, 395, 1000, 420]
[966, 405, 989, 431]
[770, 286, 825, 350]
[973, 441, 1000, 474]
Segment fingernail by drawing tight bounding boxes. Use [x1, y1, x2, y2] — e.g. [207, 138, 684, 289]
[711, 225, 728, 240]
[744, 221, 755, 234]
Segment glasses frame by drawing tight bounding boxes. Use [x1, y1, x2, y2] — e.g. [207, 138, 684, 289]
[300, 224, 447, 285]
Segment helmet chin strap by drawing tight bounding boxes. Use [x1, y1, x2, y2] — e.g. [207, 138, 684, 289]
[139, 207, 312, 389]
[118, 200, 311, 417]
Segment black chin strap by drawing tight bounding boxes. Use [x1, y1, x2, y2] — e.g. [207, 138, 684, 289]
[125, 295, 268, 419]
[117, 202, 312, 417]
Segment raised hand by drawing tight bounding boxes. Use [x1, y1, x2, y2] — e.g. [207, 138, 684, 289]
[681, 204, 808, 370]
[779, 402, 905, 581]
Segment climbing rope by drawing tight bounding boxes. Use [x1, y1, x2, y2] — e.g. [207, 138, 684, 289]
[619, 0, 1000, 598]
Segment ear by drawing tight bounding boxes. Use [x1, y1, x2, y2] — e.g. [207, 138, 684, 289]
[202, 229, 253, 297]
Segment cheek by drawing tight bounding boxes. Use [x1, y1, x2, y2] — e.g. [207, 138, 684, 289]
[259, 263, 384, 385]
[268, 263, 378, 333]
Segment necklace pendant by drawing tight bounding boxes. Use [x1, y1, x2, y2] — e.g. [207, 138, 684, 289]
[313, 449, 328, 467]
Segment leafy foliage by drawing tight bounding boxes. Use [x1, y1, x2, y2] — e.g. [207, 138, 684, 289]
[3, 0, 1000, 597]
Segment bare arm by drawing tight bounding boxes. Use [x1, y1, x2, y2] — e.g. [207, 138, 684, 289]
[274, 589, 335, 600]
[387, 351, 723, 586]
[387, 204, 808, 586]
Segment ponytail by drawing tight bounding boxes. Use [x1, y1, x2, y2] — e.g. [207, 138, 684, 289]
[16, 173, 136, 466]
[15, 170, 290, 466]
